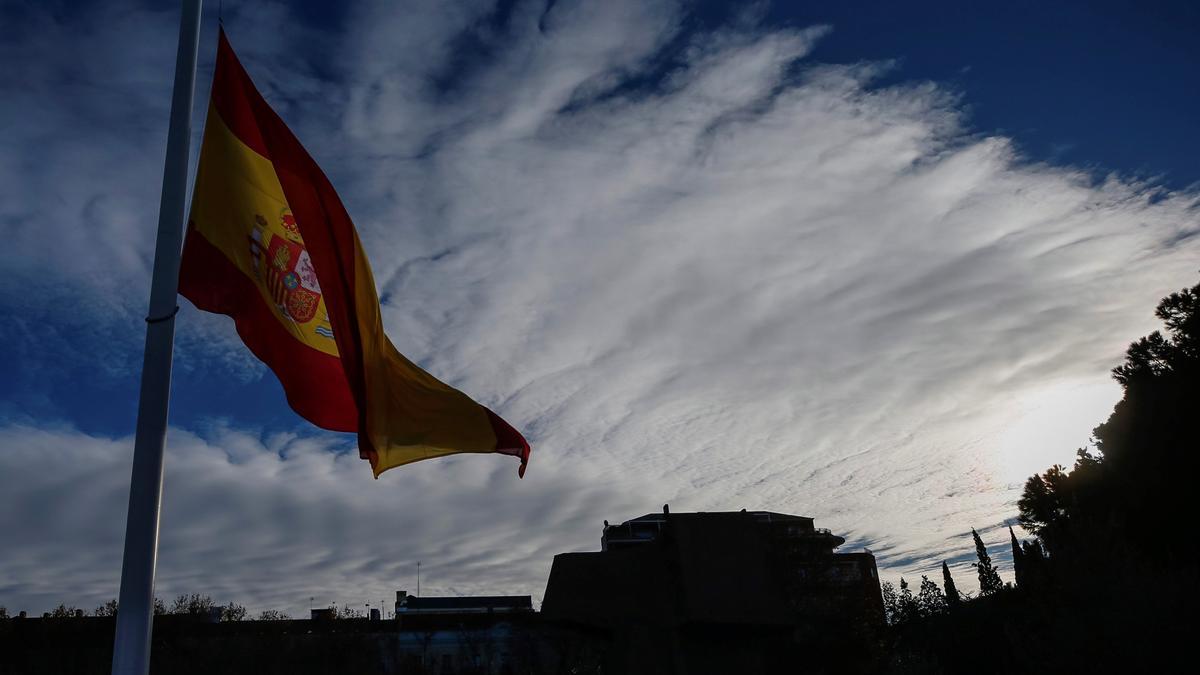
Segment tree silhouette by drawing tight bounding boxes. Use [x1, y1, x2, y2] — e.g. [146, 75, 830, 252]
[1009, 527, 1026, 588]
[257, 610, 291, 621]
[971, 529, 1003, 595]
[897, 578, 921, 623]
[221, 603, 248, 622]
[94, 599, 119, 617]
[880, 581, 899, 625]
[166, 594, 245, 621]
[1019, 274, 1200, 565]
[941, 562, 961, 608]
[916, 575, 946, 616]
[331, 603, 363, 619]
[169, 594, 214, 615]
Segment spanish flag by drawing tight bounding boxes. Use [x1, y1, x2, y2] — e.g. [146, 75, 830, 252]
[179, 31, 530, 478]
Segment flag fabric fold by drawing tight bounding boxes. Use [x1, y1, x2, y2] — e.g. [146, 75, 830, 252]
[179, 30, 530, 478]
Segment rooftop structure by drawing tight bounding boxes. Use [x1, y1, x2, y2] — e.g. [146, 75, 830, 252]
[393, 591, 533, 615]
[602, 509, 846, 552]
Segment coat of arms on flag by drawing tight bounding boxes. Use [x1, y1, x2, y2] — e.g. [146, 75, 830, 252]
[248, 208, 322, 325]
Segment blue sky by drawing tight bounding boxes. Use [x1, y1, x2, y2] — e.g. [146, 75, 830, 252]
[772, 0, 1200, 190]
[1, 0, 1198, 616]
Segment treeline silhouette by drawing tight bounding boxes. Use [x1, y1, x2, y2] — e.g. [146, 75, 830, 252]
[0, 595, 376, 622]
[876, 274, 1200, 674]
[879, 527, 1010, 628]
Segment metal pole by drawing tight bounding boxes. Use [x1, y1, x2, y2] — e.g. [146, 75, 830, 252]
[111, 1, 203, 673]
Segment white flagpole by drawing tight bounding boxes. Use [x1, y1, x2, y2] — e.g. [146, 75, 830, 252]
[111, 1, 203, 674]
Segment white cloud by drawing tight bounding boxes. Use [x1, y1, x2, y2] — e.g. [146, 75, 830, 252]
[1, 0, 1198, 614]
[0, 423, 629, 616]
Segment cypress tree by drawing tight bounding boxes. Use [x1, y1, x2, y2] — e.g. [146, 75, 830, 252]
[1010, 526, 1026, 588]
[971, 528, 1004, 595]
[942, 561, 961, 607]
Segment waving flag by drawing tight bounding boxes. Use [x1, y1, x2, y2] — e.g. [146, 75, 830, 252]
[179, 30, 529, 477]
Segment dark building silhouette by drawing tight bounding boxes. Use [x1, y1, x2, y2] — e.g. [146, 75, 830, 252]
[541, 508, 884, 673]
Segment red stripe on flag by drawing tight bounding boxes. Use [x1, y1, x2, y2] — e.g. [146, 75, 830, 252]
[210, 39, 270, 159]
[486, 408, 531, 478]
